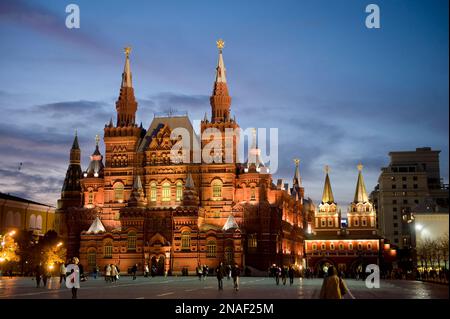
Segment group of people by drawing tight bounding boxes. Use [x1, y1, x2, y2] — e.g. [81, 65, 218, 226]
[215, 262, 241, 291]
[104, 264, 120, 282]
[196, 264, 210, 280]
[269, 264, 295, 286]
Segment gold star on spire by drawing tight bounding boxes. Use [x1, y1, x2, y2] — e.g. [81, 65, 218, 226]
[216, 39, 225, 51]
[294, 158, 300, 166]
[95, 134, 100, 146]
[324, 165, 330, 174]
[124, 46, 132, 58]
[357, 163, 363, 172]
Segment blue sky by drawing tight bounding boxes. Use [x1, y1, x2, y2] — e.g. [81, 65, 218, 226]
[0, 0, 448, 208]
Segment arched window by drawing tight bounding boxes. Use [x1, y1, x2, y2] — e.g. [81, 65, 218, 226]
[339, 243, 344, 250]
[367, 243, 372, 250]
[206, 240, 217, 257]
[348, 243, 353, 250]
[354, 218, 359, 227]
[114, 182, 124, 202]
[312, 244, 317, 251]
[225, 247, 233, 265]
[321, 243, 326, 250]
[36, 215, 42, 230]
[150, 182, 157, 202]
[127, 231, 137, 250]
[181, 231, 190, 250]
[248, 234, 257, 248]
[250, 186, 256, 201]
[357, 243, 363, 250]
[321, 219, 326, 227]
[6, 211, 13, 227]
[87, 248, 97, 269]
[104, 240, 113, 258]
[14, 212, 21, 227]
[176, 181, 183, 201]
[330, 243, 335, 250]
[362, 218, 367, 227]
[212, 179, 222, 199]
[88, 190, 94, 205]
[162, 182, 171, 202]
[29, 214, 36, 229]
[328, 218, 334, 227]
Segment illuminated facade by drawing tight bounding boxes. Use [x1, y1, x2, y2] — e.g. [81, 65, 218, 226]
[0, 192, 60, 237]
[57, 43, 310, 275]
[305, 165, 380, 276]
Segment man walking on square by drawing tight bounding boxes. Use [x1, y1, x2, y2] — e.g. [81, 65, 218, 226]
[232, 264, 240, 291]
[216, 262, 224, 291]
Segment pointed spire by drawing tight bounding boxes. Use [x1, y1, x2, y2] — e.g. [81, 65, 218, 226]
[223, 213, 239, 231]
[133, 174, 143, 191]
[71, 130, 79, 149]
[215, 39, 227, 83]
[86, 216, 106, 234]
[84, 135, 104, 178]
[210, 39, 231, 123]
[293, 158, 302, 187]
[185, 172, 195, 189]
[116, 46, 138, 127]
[182, 172, 199, 207]
[354, 163, 369, 203]
[122, 46, 132, 88]
[322, 165, 335, 204]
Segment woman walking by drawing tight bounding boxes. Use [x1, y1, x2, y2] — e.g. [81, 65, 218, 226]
[319, 266, 348, 299]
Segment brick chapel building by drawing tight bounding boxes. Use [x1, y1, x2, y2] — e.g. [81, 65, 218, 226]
[57, 43, 312, 275]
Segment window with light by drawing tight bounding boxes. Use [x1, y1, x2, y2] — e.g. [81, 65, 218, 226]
[150, 182, 157, 202]
[181, 231, 190, 250]
[162, 182, 171, 202]
[176, 181, 183, 201]
[206, 240, 217, 257]
[104, 241, 113, 258]
[114, 183, 124, 202]
[212, 179, 222, 199]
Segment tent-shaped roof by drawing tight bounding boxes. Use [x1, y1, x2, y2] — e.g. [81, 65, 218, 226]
[86, 216, 106, 234]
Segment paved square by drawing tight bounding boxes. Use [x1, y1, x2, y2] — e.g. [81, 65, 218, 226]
[0, 276, 447, 299]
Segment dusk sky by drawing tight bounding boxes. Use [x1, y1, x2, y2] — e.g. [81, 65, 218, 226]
[0, 0, 448, 209]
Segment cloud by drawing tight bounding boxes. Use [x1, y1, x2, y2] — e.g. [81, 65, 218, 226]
[34, 100, 112, 120]
[0, 0, 111, 55]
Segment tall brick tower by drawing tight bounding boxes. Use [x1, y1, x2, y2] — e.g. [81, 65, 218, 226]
[103, 47, 145, 229]
[200, 40, 240, 228]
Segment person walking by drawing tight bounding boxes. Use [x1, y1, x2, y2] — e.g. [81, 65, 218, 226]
[42, 267, 51, 287]
[275, 266, 281, 285]
[288, 266, 295, 286]
[105, 264, 112, 282]
[59, 263, 67, 286]
[144, 264, 150, 278]
[226, 264, 232, 280]
[203, 265, 209, 281]
[111, 264, 118, 282]
[66, 257, 81, 299]
[232, 264, 241, 291]
[319, 266, 348, 299]
[216, 262, 224, 291]
[281, 266, 288, 285]
[34, 264, 42, 288]
[197, 264, 203, 281]
[93, 266, 98, 279]
[131, 264, 138, 280]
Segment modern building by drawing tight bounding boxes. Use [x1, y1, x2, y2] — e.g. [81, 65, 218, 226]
[305, 165, 381, 276]
[370, 147, 449, 249]
[57, 43, 312, 275]
[0, 192, 59, 237]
